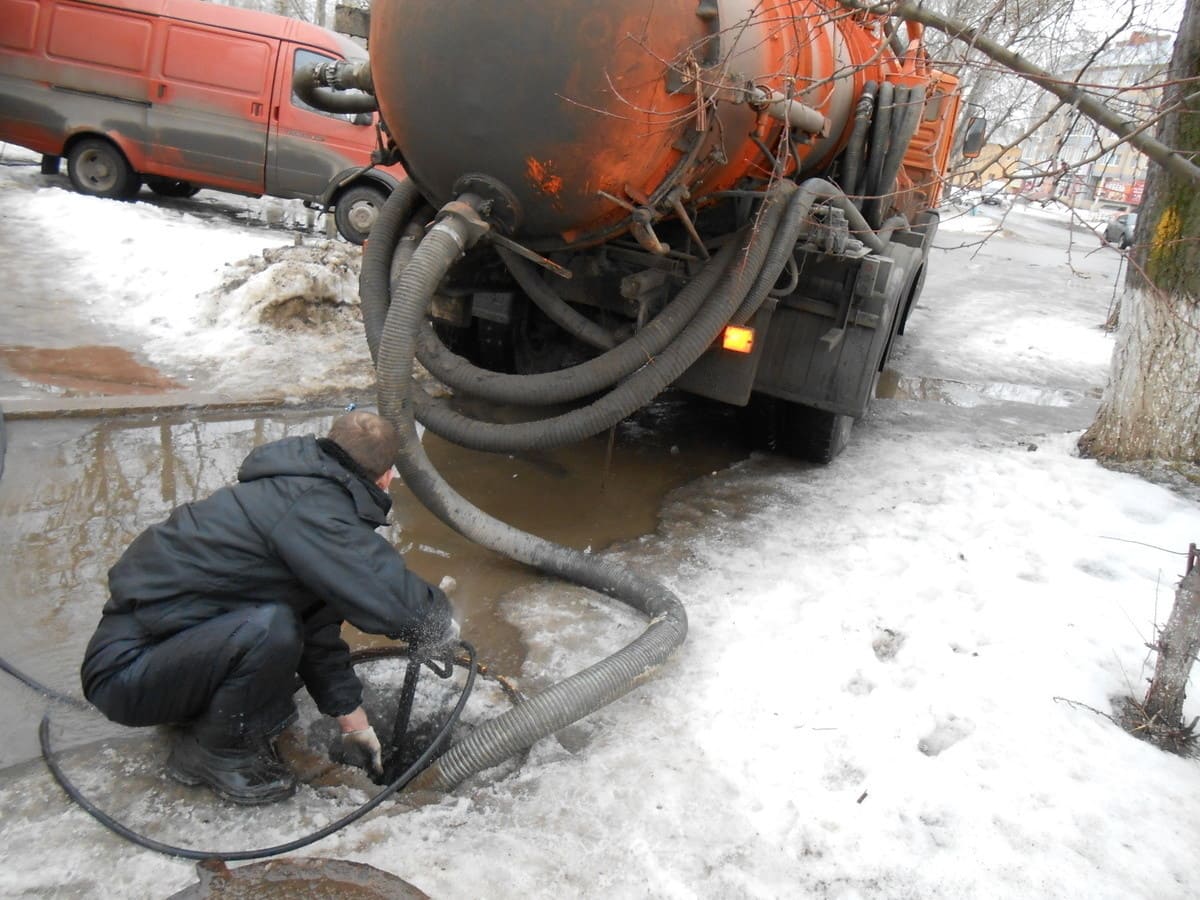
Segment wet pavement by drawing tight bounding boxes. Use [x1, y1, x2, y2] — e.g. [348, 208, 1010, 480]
[0, 397, 747, 770]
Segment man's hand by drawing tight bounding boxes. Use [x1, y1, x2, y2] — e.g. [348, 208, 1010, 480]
[335, 706, 383, 776]
[412, 616, 460, 662]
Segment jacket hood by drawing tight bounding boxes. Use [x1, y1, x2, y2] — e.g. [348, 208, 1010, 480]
[238, 435, 392, 524]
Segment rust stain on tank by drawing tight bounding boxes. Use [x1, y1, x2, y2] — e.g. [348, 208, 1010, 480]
[525, 157, 563, 197]
[0, 345, 180, 395]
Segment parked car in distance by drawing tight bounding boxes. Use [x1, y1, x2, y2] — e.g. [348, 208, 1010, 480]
[1103, 212, 1138, 249]
[0, 0, 401, 242]
[979, 180, 1010, 206]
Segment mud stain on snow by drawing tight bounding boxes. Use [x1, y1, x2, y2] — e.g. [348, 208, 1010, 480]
[0, 344, 181, 395]
[877, 368, 1090, 409]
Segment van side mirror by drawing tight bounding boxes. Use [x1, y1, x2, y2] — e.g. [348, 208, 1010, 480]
[353, 112, 373, 127]
[962, 116, 987, 159]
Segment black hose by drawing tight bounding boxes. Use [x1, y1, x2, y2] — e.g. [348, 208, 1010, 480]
[381, 655, 424, 784]
[0, 654, 89, 709]
[38, 641, 478, 862]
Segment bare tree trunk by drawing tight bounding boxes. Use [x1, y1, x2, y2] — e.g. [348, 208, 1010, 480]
[1143, 562, 1200, 728]
[1078, 0, 1200, 463]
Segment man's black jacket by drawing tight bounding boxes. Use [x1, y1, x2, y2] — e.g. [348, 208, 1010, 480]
[81, 435, 450, 717]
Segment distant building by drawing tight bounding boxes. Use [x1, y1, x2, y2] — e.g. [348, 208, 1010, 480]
[953, 143, 1023, 188]
[1028, 31, 1171, 208]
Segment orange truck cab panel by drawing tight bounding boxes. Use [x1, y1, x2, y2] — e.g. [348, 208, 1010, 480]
[0, 0, 401, 242]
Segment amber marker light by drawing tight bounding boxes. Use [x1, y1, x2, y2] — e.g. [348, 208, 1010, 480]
[721, 325, 755, 354]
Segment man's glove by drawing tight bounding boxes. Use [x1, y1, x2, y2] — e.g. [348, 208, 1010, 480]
[338, 726, 383, 777]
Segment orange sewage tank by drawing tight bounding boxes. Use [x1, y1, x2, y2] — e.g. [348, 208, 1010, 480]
[367, 0, 938, 247]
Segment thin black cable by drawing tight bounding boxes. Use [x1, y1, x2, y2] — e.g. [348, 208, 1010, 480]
[0, 655, 90, 709]
[38, 640, 477, 862]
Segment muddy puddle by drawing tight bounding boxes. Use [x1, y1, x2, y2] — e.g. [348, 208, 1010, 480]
[0, 396, 746, 770]
[0, 344, 182, 395]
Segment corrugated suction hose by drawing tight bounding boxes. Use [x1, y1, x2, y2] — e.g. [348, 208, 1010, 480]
[361, 184, 797, 789]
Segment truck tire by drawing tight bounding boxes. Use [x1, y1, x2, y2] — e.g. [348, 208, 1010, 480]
[334, 182, 389, 244]
[67, 138, 140, 200]
[739, 394, 854, 464]
[146, 176, 200, 198]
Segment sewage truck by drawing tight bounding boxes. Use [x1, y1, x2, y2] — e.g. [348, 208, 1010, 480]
[299, 0, 979, 462]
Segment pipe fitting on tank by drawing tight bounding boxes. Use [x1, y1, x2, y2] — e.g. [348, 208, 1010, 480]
[292, 59, 378, 114]
[312, 59, 375, 94]
[430, 195, 492, 253]
[629, 208, 670, 256]
[747, 87, 829, 136]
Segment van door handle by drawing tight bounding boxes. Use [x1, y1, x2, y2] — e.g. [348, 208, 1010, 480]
[156, 84, 165, 99]
[252, 102, 263, 117]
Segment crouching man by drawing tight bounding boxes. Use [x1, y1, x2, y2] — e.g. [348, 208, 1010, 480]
[80, 411, 454, 804]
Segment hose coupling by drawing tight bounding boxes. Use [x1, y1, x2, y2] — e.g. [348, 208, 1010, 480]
[311, 59, 375, 94]
[748, 87, 829, 136]
[431, 195, 492, 252]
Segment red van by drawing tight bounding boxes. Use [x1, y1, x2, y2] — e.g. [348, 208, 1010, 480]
[0, 0, 400, 242]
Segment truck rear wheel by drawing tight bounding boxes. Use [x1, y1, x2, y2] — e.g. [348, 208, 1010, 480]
[334, 182, 389, 244]
[67, 138, 140, 200]
[739, 394, 854, 464]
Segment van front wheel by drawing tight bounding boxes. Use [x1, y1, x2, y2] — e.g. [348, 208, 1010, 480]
[67, 139, 140, 200]
[334, 183, 388, 244]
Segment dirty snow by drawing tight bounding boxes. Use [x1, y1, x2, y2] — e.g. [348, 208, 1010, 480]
[0, 143, 375, 401]
[1, 144, 1198, 899]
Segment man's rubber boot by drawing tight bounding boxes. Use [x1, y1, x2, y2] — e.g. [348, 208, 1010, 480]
[166, 730, 297, 805]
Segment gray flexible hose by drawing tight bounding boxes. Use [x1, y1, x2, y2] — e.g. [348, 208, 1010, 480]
[869, 86, 926, 229]
[411, 199, 786, 452]
[411, 236, 742, 409]
[730, 181, 824, 324]
[861, 83, 896, 228]
[363, 186, 794, 789]
[368, 202, 688, 790]
[841, 81, 877, 198]
[498, 249, 619, 351]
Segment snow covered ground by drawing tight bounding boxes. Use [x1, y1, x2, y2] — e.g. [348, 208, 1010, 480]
[0, 142, 374, 402]
[1, 145, 1198, 898]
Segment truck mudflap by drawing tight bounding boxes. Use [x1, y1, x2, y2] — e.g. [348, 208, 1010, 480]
[317, 165, 402, 209]
[676, 242, 923, 417]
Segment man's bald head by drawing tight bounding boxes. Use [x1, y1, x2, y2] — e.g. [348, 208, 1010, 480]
[327, 411, 400, 479]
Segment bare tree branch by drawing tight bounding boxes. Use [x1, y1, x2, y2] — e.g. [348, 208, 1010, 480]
[836, 0, 1200, 187]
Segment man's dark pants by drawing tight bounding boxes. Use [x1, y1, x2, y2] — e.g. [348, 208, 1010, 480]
[87, 603, 302, 748]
